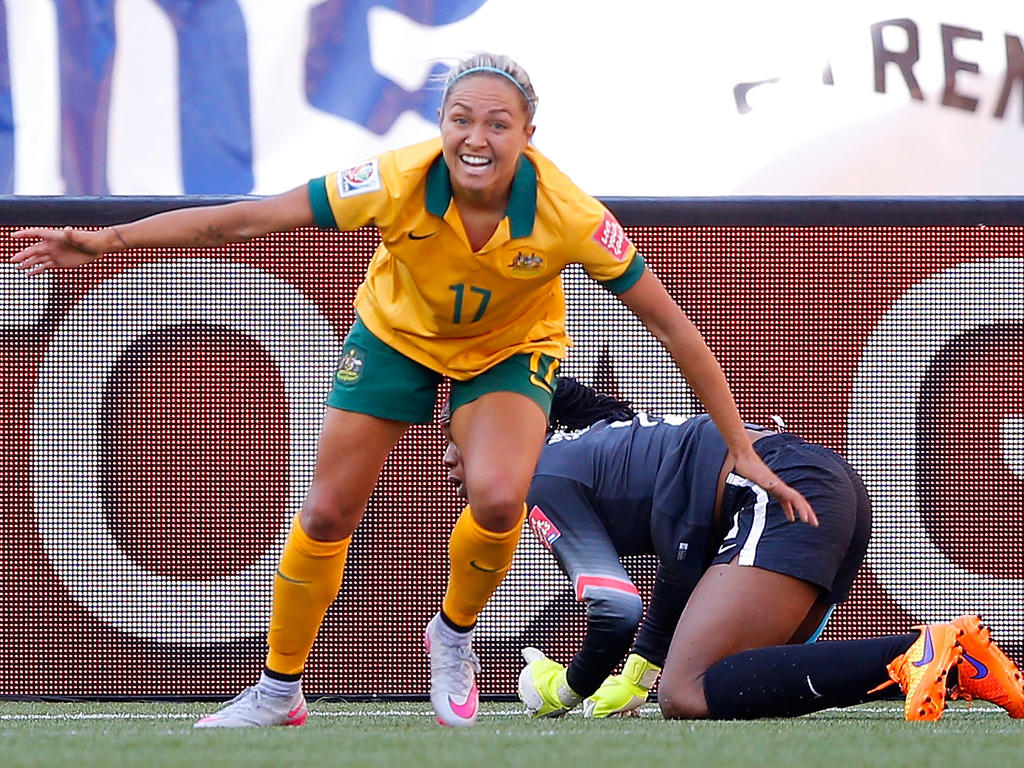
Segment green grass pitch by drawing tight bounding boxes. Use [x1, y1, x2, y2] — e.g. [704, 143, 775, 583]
[2, 700, 1020, 768]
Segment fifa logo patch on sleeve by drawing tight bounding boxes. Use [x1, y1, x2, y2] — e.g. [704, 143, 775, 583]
[338, 159, 382, 197]
[528, 505, 561, 551]
[591, 210, 632, 261]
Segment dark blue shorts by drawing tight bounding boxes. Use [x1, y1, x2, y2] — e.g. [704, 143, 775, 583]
[712, 435, 871, 603]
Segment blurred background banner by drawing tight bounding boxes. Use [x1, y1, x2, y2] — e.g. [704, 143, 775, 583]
[2, 0, 1024, 197]
[2, 198, 1022, 697]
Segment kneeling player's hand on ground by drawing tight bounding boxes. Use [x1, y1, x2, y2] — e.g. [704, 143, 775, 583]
[583, 654, 661, 718]
[517, 647, 582, 718]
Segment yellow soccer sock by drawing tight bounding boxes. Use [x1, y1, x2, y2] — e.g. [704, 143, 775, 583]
[265, 514, 350, 676]
[442, 504, 525, 628]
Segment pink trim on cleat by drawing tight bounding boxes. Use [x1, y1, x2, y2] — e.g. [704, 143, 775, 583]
[448, 684, 479, 721]
[193, 686, 308, 728]
[425, 613, 481, 727]
[283, 703, 309, 726]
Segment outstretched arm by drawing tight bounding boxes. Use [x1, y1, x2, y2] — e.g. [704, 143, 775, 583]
[617, 267, 817, 525]
[7, 185, 315, 275]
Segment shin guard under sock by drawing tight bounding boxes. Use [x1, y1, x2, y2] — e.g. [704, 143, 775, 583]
[703, 633, 918, 719]
[265, 515, 350, 676]
[441, 504, 524, 628]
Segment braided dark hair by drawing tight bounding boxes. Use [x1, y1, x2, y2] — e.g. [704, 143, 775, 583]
[548, 377, 635, 432]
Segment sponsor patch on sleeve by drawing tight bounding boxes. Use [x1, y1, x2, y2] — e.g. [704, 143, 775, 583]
[591, 210, 633, 261]
[528, 505, 562, 551]
[337, 158, 382, 197]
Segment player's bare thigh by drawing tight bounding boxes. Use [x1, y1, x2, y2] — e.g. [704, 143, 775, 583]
[449, 391, 548, 532]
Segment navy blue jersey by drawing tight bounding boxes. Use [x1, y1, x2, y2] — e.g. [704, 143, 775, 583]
[534, 412, 738, 571]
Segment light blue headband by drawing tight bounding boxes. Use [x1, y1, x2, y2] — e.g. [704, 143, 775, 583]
[444, 65, 535, 115]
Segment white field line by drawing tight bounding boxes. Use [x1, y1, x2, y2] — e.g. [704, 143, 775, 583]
[0, 708, 510, 721]
[0, 703, 1006, 722]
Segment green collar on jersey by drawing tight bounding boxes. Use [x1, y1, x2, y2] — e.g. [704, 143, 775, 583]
[425, 152, 537, 238]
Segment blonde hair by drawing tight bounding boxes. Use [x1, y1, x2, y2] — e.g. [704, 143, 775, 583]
[441, 53, 538, 121]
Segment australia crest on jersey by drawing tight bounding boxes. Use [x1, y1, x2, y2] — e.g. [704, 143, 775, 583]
[338, 158, 382, 197]
[508, 250, 544, 275]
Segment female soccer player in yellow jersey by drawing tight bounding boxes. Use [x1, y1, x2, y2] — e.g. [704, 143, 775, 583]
[9, 52, 814, 728]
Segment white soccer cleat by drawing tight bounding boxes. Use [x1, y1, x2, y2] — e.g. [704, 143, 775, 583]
[425, 613, 481, 727]
[193, 686, 308, 728]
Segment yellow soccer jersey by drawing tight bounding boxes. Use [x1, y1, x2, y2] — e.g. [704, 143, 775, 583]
[308, 137, 644, 379]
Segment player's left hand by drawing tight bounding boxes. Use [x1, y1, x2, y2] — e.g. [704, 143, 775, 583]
[731, 451, 818, 526]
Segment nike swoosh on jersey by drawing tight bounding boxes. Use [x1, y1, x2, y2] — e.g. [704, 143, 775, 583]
[409, 231, 437, 240]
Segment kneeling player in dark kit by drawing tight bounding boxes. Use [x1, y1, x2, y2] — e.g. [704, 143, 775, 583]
[442, 378, 1024, 721]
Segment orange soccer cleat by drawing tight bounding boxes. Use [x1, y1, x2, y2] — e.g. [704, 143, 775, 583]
[948, 615, 1024, 718]
[872, 622, 964, 721]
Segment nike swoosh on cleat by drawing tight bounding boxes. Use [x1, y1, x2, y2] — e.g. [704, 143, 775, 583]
[448, 684, 479, 720]
[962, 651, 989, 679]
[275, 569, 311, 585]
[912, 627, 935, 667]
[469, 560, 503, 573]
[409, 232, 437, 240]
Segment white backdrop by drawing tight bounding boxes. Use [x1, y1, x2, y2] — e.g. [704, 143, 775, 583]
[5, 0, 1024, 196]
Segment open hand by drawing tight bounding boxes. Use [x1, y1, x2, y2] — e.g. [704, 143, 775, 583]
[731, 451, 818, 526]
[8, 227, 108, 275]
